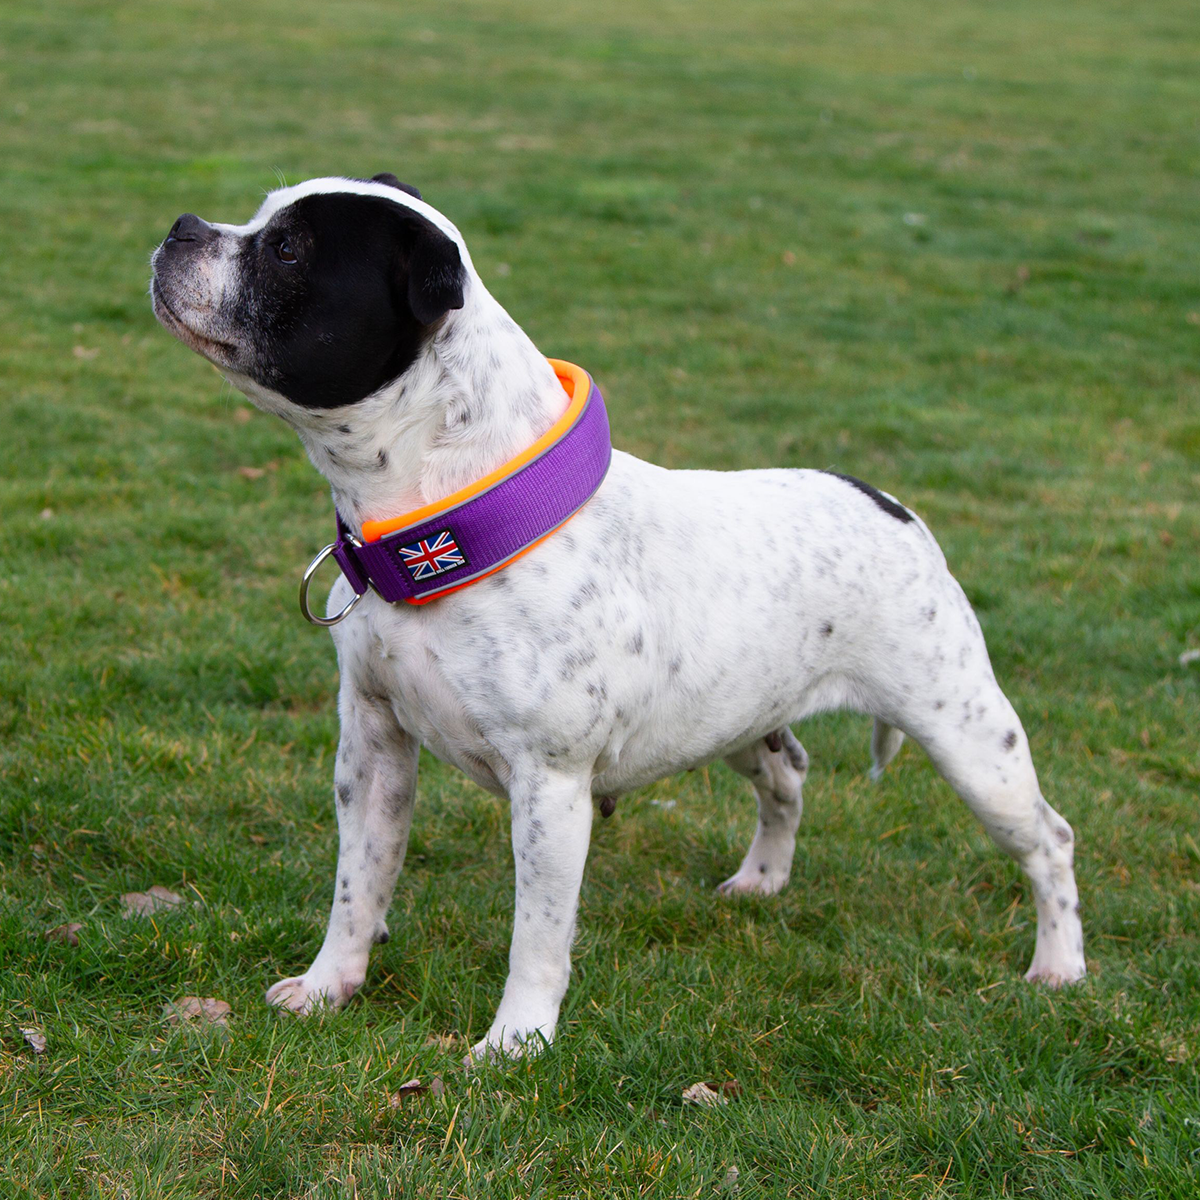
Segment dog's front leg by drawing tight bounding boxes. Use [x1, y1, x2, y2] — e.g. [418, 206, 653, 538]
[267, 687, 419, 1013]
[470, 769, 594, 1061]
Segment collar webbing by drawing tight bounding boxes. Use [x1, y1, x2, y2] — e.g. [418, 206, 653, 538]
[307, 360, 611, 616]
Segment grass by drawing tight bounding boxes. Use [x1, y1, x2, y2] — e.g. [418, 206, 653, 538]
[1, 0, 1198, 1195]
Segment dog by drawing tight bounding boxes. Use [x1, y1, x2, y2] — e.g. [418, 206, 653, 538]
[151, 174, 1085, 1059]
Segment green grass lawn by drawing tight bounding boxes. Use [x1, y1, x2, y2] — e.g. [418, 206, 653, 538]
[2, 0, 1198, 1195]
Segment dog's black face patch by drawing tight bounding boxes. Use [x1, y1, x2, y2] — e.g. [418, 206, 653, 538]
[153, 191, 466, 409]
[232, 193, 464, 408]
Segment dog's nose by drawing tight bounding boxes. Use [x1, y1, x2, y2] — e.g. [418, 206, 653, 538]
[165, 213, 218, 247]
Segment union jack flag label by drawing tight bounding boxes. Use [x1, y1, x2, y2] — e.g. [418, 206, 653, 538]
[396, 529, 467, 581]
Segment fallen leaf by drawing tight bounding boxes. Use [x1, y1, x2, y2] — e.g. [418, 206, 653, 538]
[73, 345, 99, 360]
[121, 886, 185, 917]
[164, 997, 232, 1027]
[20, 1027, 47, 1054]
[721, 1164, 741, 1190]
[1006, 264, 1031, 295]
[44, 923, 83, 947]
[424, 1032, 461, 1051]
[237, 466, 266, 479]
[681, 1080, 739, 1107]
[388, 1076, 444, 1105]
[233, 407, 253, 424]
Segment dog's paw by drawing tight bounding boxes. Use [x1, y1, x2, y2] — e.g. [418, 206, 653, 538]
[464, 1026, 551, 1068]
[717, 866, 789, 897]
[265, 970, 363, 1014]
[1024, 959, 1087, 989]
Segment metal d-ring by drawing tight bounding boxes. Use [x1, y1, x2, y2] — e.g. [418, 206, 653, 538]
[299, 542, 364, 626]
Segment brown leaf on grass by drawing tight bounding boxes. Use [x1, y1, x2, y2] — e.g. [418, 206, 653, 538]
[121, 886, 185, 917]
[44, 922, 84, 947]
[237, 461, 279, 480]
[681, 1080, 740, 1107]
[424, 1032, 462, 1051]
[164, 997, 232, 1027]
[20, 1027, 48, 1054]
[1005, 264, 1031, 295]
[388, 1077, 444, 1105]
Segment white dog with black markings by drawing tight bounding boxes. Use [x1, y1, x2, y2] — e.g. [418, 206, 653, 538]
[151, 175, 1085, 1060]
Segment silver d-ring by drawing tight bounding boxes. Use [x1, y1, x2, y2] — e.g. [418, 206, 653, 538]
[299, 543, 365, 626]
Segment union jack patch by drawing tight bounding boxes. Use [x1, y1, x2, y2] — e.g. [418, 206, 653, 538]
[397, 529, 467, 581]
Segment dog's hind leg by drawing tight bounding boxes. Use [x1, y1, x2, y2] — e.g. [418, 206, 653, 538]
[266, 685, 419, 1013]
[906, 685, 1086, 987]
[870, 720, 905, 781]
[718, 728, 809, 896]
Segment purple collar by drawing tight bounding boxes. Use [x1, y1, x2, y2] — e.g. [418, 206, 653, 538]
[300, 360, 611, 624]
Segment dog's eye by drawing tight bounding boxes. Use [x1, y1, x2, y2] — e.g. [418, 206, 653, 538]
[276, 239, 298, 265]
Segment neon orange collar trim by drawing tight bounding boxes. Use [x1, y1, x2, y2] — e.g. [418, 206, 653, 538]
[361, 359, 594, 544]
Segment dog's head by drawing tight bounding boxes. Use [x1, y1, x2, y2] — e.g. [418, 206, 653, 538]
[150, 175, 468, 409]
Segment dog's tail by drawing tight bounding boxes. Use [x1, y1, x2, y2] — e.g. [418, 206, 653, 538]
[869, 720, 905, 781]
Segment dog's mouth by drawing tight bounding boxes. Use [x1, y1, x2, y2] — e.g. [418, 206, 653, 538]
[151, 277, 240, 367]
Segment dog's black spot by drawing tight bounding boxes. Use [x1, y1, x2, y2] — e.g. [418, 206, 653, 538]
[376, 448, 389, 469]
[1054, 825, 1073, 845]
[1003, 729, 1018, 751]
[626, 631, 645, 656]
[337, 423, 351, 434]
[819, 621, 833, 637]
[824, 471, 913, 523]
[1058, 896, 1069, 910]
[336, 782, 354, 807]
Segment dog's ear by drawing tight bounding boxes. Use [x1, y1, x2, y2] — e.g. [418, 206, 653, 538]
[372, 172, 422, 200]
[402, 216, 466, 325]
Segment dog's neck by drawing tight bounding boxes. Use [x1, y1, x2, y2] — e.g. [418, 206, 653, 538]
[245, 282, 569, 532]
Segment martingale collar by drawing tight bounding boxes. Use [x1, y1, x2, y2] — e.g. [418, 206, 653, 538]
[300, 360, 612, 623]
